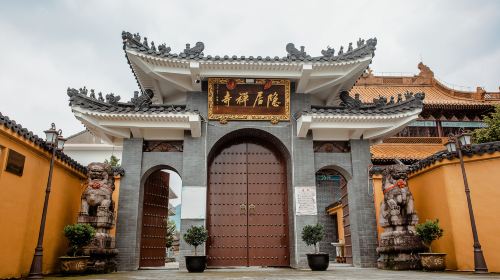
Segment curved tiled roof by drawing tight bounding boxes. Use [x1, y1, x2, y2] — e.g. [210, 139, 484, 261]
[408, 141, 500, 173]
[351, 85, 498, 108]
[371, 143, 445, 161]
[0, 112, 86, 174]
[303, 91, 424, 116]
[352, 63, 500, 108]
[121, 31, 377, 63]
[67, 87, 196, 115]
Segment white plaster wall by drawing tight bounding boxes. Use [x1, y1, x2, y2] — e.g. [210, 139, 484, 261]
[64, 145, 123, 166]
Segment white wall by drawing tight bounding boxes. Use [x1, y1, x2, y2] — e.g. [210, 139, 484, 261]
[64, 144, 123, 166]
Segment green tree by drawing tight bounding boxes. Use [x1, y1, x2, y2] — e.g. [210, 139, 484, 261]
[473, 105, 500, 144]
[415, 219, 444, 252]
[183, 225, 208, 256]
[63, 223, 96, 256]
[165, 219, 177, 248]
[104, 155, 121, 167]
[301, 224, 325, 254]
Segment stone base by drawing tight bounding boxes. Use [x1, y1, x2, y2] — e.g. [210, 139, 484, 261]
[87, 255, 118, 273]
[377, 231, 425, 270]
[377, 252, 421, 270]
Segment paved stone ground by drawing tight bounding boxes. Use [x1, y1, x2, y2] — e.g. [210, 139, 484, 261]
[46, 266, 500, 280]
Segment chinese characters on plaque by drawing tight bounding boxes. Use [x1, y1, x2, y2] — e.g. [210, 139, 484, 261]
[208, 78, 290, 123]
[295, 186, 318, 216]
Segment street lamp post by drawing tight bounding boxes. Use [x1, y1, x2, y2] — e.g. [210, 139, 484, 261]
[444, 129, 488, 273]
[28, 123, 66, 279]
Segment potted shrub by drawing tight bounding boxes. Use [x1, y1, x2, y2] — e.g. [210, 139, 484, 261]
[416, 219, 446, 271]
[59, 223, 95, 274]
[183, 225, 208, 273]
[302, 224, 329, 271]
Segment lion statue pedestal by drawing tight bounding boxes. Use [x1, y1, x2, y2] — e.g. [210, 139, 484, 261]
[77, 162, 119, 273]
[376, 163, 425, 270]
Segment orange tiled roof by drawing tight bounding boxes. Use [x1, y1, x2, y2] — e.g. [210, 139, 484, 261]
[352, 63, 500, 107]
[371, 143, 445, 161]
[352, 85, 493, 106]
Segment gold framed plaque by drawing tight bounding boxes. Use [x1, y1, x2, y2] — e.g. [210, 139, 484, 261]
[208, 78, 290, 123]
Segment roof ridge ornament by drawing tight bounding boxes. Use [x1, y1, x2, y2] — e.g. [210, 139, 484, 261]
[158, 43, 171, 54]
[181, 42, 205, 56]
[130, 89, 154, 109]
[286, 43, 310, 59]
[321, 46, 335, 57]
[357, 38, 365, 48]
[320, 37, 376, 59]
[105, 93, 121, 105]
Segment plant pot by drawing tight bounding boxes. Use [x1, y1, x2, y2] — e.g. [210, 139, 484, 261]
[185, 255, 206, 273]
[59, 256, 89, 274]
[419, 253, 446, 271]
[306, 253, 330, 271]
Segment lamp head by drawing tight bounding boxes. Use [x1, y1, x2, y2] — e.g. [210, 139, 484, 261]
[44, 123, 58, 145]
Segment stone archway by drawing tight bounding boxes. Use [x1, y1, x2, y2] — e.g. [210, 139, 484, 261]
[206, 130, 290, 267]
[315, 166, 351, 264]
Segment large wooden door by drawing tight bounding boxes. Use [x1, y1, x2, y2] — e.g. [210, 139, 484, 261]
[340, 180, 352, 264]
[140, 170, 170, 267]
[207, 140, 289, 267]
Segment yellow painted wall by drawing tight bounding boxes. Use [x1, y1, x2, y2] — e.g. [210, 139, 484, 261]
[0, 127, 86, 278]
[110, 176, 121, 237]
[327, 205, 344, 242]
[372, 152, 500, 272]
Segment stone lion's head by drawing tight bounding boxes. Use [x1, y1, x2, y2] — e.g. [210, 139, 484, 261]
[382, 163, 409, 187]
[87, 162, 112, 181]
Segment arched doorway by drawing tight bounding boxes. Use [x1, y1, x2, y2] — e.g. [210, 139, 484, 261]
[207, 136, 289, 267]
[315, 168, 351, 264]
[139, 168, 180, 267]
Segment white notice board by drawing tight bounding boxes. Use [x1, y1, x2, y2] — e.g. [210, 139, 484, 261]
[295, 186, 317, 216]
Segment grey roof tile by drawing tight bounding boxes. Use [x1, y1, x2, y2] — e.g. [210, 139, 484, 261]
[67, 87, 196, 115]
[0, 112, 86, 173]
[302, 91, 425, 117]
[121, 31, 376, 64]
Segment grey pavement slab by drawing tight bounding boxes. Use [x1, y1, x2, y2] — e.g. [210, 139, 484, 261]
[45, 266, 500, 280]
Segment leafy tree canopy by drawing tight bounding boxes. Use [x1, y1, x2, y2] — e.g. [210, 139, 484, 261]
[104, 155, 121, 167]
[415, 219, 444, 252]
[183, 225, 208, 256]
[473, 105, 500, 144]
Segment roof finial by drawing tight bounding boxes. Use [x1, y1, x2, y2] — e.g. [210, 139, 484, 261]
[182, 42, 205, 56]
[286, 43, 309, 59]
[321, 46, 335, 58]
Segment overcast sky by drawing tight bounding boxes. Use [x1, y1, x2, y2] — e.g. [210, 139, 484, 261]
[0, 0, 499, 137]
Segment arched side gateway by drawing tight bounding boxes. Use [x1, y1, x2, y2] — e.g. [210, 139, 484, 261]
[315, 166, 351, 264]
[207, 130, 290, 267]
[138, 165, 181, 268]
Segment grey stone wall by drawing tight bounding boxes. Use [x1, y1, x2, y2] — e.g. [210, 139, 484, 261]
[313, 145, 378, 267]
[178, 91, 212, 270]
[290, 93, 318, 268]
[115, 138, 144, 270]
[348, 140, 378, 267]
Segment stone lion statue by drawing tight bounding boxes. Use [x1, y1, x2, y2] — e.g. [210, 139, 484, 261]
[379, 163, 418, 232]
[376, 161, 425, 270]
[80, 162, 115, 216]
